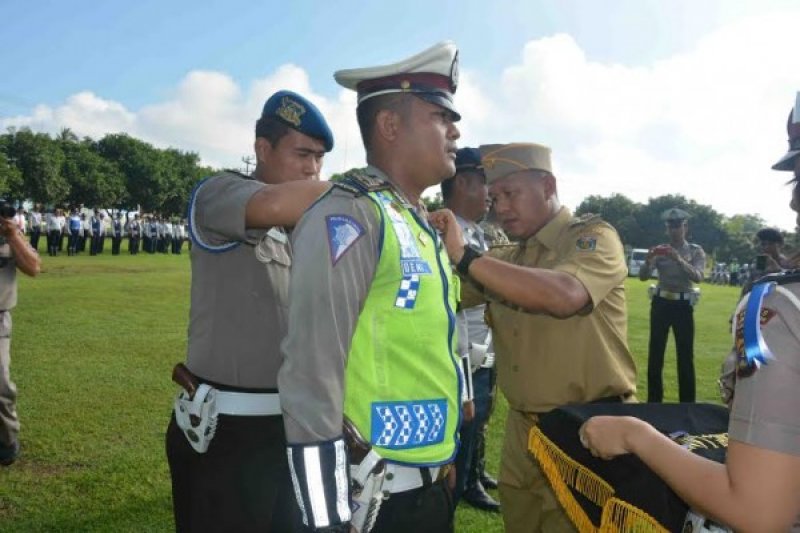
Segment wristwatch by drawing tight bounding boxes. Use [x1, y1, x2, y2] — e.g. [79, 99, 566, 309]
[456, 244, 483, 276]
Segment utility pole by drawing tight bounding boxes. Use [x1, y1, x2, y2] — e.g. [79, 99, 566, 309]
[241, 156, 255, 174]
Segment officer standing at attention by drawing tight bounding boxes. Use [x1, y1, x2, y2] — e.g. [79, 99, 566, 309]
[442, 147, 500, 513]
[279, 42, 463, 533]
[165, 90, 333, 533]
[639, 208, 706, 403]
[28, 205, 42, 252]
[126, 214, 141, 255]
[111, 213, 123, 255]
[430, 142, 637, 533]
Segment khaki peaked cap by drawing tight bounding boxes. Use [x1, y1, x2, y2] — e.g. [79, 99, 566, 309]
[479, 143, 553, 184]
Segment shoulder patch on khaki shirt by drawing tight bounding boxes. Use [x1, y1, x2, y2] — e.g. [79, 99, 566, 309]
[575, 236, 597, 251]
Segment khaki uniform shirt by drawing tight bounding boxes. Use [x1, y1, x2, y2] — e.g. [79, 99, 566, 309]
[463, 208, 637, 413]
[186, 171, 291, 389]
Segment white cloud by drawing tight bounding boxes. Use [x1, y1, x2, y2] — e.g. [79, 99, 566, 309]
[3, 10, 800, 230]
[455, 11, 800, 230]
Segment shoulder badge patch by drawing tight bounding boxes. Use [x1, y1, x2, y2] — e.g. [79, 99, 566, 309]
[576, 236, 597, 251]
[326, 215, 364, 265]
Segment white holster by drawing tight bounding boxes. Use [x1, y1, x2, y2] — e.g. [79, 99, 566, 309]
[174, 384, 218, 453]
[350, 449, 388, 533]
[683, 509, 732, 532]
[468, 343, 488, 371]
[689, 287, 701, 306]
[648, 284, 657, 300]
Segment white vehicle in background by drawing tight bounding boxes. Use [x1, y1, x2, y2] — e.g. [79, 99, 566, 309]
[628, 248, 657, 278]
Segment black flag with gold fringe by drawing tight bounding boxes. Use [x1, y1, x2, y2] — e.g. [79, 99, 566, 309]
[529, 403, 728, 533]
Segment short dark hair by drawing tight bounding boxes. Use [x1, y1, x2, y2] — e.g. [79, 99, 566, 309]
[255, 116, 292, 148]
[756, 227, 784, 244]
[356, 93, 413, 152]
[441, 169, 483, 202]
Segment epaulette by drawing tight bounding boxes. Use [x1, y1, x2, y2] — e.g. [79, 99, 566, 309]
[489, 242, 517, 250]
[569, 213, 603, 228]
[754, 269, 800, 286]
[222, 169, 252, 180]
[331, 168, 392, 197]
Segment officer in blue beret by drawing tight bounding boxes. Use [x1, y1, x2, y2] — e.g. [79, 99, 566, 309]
[166, 89, 334, 532]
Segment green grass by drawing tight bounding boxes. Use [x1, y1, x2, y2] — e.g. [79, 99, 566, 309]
[0, 249, 742, 532]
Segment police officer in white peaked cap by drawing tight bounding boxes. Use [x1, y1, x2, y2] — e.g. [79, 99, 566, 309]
[279, 41, 464, 533]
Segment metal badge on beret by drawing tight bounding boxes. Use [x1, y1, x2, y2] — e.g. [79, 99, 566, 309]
[276, 96, 306, 127]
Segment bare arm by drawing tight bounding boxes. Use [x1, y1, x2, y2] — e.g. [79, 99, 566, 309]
[430, 208, 590, 318]
[244, 180, 331, 229]
[580, 416, 800, 532]
[1, 218, 40, 277]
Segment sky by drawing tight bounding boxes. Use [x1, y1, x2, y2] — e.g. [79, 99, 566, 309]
[2, 0, 799, 231]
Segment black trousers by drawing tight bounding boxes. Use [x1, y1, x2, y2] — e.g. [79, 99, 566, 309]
[372, 479, 454, 533]
[47, 229, 60, 256]
[454, 366, 495, 502]
[166, 412, 304, 533]
[129, 236, 140, 254]
[647, 296, 695, 403]
[29, 229, 41, 251]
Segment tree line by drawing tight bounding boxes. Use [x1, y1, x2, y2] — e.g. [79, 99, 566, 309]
[575, 193, 798, 263]
[3, 128, 796, 264]
[0, 127, 215, 216]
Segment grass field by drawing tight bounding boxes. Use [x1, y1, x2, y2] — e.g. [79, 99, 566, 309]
[0, 247, 742, 532]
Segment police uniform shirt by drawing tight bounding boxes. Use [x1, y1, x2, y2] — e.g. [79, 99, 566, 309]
[730, 281, 800, 456]
[45, 213, 60, 232]
[187, 171, 291, 389]
[462, 207, 637, 413]
[0, 241, 17, 310]
[729, 279, 800, 531]
[29, 211, 42, 232]
[651, 242, 705, 292]
[279, 165, 403, 443]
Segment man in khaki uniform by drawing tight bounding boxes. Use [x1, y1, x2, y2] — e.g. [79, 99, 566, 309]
[430, 142, 637, 532]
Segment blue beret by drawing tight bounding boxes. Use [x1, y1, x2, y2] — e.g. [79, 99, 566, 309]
[455, 147, 483, 172]
[261, 90, 334, 152]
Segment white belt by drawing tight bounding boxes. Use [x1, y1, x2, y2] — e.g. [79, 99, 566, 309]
[381, 464, 442, 494]
[655, 288, 691, 301]
[214, 390, 281, 416]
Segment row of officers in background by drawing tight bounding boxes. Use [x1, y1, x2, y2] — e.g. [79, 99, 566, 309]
[11, 208, 188, 257]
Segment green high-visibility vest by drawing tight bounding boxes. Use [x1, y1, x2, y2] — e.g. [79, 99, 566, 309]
[344, 190, 461, 465]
